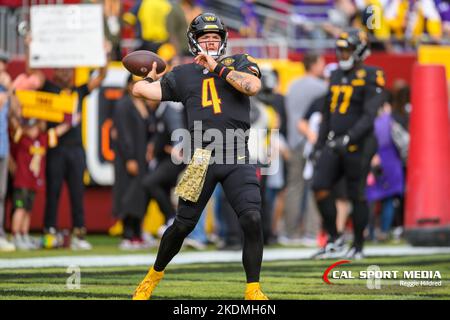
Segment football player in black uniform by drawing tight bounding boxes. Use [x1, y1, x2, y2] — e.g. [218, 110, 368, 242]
[131, 13, 268, 300]
[312, 29, 385, 259]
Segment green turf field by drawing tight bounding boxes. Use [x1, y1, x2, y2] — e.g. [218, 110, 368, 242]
[0, 252, 448, 300]
[0, 235, 411, 259]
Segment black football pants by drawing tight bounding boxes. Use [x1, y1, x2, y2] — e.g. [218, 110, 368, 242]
[153, 163, 264, 283]
[44, 145, 86, 231]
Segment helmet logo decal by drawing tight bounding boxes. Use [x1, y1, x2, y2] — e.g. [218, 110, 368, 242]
[203, 16, 217, 22]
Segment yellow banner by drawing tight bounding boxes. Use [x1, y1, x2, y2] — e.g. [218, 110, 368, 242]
[15, 90, 77, 122]
[418, 45, 450, 81]
[21, 107, 64, 123]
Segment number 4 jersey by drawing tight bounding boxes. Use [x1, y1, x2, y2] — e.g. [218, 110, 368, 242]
[159, 54, 261, 152]
[319, 65, 386, 146]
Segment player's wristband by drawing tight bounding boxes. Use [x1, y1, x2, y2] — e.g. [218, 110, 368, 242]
[143, 77, 155, 83]
[214, 63, 231, 80]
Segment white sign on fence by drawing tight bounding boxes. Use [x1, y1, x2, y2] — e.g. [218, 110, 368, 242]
[30, 4, 106, 68]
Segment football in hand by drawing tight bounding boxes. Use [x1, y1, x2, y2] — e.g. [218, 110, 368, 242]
[122, 50, 167, 77]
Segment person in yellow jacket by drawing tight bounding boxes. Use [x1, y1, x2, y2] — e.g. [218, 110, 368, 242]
[406, 0, 443, 43]
[384, 0, 409, 40]
[123, 0, 172, 52]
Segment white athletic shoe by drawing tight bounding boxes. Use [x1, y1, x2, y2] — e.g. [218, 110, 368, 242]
[13, 234, 30, 251]
[184, 238, 207, 250]
[71, 236, 93, 250]
[119, 239, 137, 251]
[141, 233, 158, 248]
[22, 234, 39, 250]
[277, 236, 304, 246]
[0, 237, 16, 252]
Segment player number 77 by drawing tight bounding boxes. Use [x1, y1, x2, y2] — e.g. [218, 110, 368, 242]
[330, 85, 353, 114]
[202, 78, 222, 114]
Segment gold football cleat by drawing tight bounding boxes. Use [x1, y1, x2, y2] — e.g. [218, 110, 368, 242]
[132, 267, 164, 300]
[244, 282, 269, 300]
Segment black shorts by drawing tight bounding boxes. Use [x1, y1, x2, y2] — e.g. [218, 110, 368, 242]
[13, 188, 36, 211]
[176, 163, 261, 228]
[312, 145, 371, 201]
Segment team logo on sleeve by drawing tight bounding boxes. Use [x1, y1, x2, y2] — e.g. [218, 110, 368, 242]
[222, 57, 235, 66]
[356, 69, 366, 79]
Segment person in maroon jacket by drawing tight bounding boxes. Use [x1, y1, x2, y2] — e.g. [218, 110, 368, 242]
[10, 118, 71, 250]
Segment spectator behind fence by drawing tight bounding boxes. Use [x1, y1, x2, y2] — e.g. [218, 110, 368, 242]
[34, 67, 106, 250]
[0, 52, 16, 252]
[290, 0, 334, 40]
[384, 0, 409, 42]
[167, 0, 203, 57]
[282, 51, 326, 244]
[137, 54, 186, 241]
[113, 74, 156, 250]
[407, 0, 443, 43]
[141, 99, 186, 234]
[389, 81, 410, 238]
[10, 119, 72, 250]
[436, 0, 450, 39]
[25, 33, 107, 249]
[264, 116, 290, 245]
[323, 0, 356, 38]
[366, 102, 405, 241]
[123, 0, 172, 52]
[83, 0, 123, 60]
[240, 0, 262, 38]
[391, 80, 411, 130]
[254, 66, 289, 244]
[298, 63, 339, 246]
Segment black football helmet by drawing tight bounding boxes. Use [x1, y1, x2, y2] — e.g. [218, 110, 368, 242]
[187, 13, 228, 59]
[335, 28, 370, 70]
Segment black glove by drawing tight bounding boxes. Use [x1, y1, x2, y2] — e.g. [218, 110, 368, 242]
[326, 134, 350, 154]
[310, 146, 322, 165]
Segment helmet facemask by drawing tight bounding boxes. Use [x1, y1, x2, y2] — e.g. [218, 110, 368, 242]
[336, 46, 355, 71]
[188, 31, 227, 60]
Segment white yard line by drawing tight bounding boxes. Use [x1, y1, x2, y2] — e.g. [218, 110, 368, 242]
[0, 246, 449, 269]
